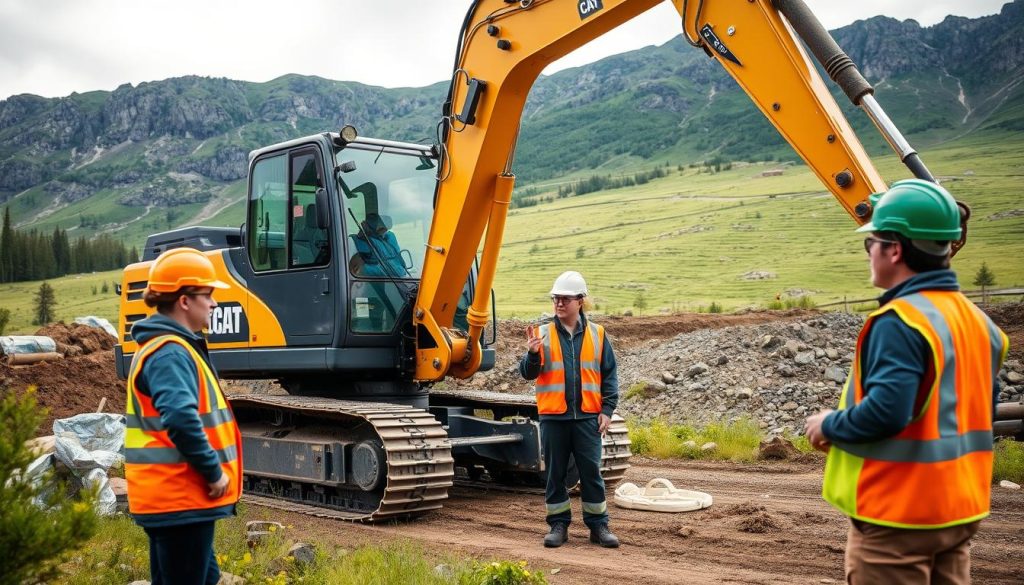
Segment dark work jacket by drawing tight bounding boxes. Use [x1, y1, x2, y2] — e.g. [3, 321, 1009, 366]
[519, 314, 619, 420]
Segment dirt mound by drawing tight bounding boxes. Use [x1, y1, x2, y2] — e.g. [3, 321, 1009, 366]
[35, 321, 117, 357]
[0, 349, 123, 435]
[983, 302, 1024, 361]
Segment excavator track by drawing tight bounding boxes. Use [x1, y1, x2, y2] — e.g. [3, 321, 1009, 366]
[431, 388, 632, 487]
[229, 394, 454, 522]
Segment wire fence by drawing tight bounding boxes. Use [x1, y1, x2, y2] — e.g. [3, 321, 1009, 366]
[817, 288, 1024, 311]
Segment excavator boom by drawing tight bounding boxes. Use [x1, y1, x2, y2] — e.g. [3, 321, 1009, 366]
[414, 0, 916, 381]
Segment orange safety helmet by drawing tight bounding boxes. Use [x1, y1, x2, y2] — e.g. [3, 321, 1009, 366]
[146, 248, 229, 293]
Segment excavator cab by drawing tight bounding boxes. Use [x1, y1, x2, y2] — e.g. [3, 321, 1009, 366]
[117, 130, 496, 403]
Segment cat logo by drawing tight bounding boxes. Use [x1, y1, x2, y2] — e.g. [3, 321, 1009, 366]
[207, 301, 249, 343]
[578, 0, 604, 20]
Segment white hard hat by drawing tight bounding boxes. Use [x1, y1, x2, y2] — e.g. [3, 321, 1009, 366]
[550, 270, 588, 296]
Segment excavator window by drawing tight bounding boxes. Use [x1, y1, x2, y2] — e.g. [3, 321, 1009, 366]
[248, 154, 288, 271]
[338, 145, 436, 334]
[248, 149, 330, 272]
[289, 152, 330, 268]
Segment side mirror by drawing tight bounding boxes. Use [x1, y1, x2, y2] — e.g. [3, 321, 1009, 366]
[239, 222, 247, 247]
[315, 188, 330, 229]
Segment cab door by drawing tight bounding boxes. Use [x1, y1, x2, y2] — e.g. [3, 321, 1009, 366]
[245, 147, 335, 346]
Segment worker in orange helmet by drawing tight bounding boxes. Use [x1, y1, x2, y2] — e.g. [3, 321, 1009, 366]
[124, 247, 242, 585]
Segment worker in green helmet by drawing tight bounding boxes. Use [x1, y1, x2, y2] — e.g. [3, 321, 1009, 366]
[804, 179, 1009, 584]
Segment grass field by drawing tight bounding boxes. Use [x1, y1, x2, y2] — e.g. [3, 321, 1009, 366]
[0, 270, 121, 335]
[2, 133, 1021, 330]
[493, 134, 1024, 316]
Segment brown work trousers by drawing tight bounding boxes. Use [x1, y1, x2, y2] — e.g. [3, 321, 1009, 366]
[845, 518, 981, 585]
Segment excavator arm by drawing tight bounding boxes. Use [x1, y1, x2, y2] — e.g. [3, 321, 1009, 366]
[412, 0, 944, 382]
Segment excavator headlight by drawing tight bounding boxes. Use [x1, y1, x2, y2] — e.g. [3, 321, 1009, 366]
[335, 124, 358, 147]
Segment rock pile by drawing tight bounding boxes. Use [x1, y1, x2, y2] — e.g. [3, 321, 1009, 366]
[614, 312, 1024, 436]
[615, 312, 864, 435]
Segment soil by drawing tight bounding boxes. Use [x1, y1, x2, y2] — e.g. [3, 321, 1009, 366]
[1, 322, 124, 433]
[257, 457, 1024, 585]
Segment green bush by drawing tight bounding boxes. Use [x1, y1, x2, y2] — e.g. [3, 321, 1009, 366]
[993, 439, 1024, 484]
[627, 417, 763, 462]
[1, 388, 98, 584]
[462, 560, 548, 585]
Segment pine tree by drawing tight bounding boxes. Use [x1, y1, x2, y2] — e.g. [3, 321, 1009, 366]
[0, 389, 98, 583]
[973, 262, 996, 304]
[0, 207, 13, 283]
[33, 282, 57, 325]
[633, 291, 648, 316]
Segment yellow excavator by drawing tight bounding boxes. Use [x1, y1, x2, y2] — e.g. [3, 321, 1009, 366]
[115, 0, 968, 521]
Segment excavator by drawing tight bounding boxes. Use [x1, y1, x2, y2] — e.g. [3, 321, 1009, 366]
[115, 0, 969, 521]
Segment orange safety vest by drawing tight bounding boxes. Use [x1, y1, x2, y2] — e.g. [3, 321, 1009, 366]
[125, 334, 242, 515]
[535, 320, 605, 415]
[823, 291, 1008, 529]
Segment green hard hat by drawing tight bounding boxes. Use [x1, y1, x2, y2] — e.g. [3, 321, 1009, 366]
[855, 179, 962, 241]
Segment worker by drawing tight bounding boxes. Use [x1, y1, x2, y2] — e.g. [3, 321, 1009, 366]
[350, 212, 407, 278]
[125, 247, 242, 585]
[520, 270, 620, 548]
[804, 180, 1008, 585]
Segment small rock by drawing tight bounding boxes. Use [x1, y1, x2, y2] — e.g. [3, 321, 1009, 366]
[683, 440, 697, 450]
[551, 568, 561, 575]
[825, 348, 839, 360]
[820, 579, 838, 584]
[777, 365, 796, 377]
[687, 363, 709, 377]
[246, 520, 284, 532]
[288, 542, 316, 565]
[999, 480, 1020, 490]
[780, 401, 799, 411]
[219, 573, 245, 585]
[716, 355, 729, 366]
[794, 351, 816, 365]
[700, 442, 717, 452]
[661, 371, 677, 384]
[761, 335, 781, 349]
[824, 366, 847, 383]
[24, 435, 56, 456]
[1007, 371, 1024, 384]
[737, 388, 753, 399]
[434, 564, 453, 578]
[688, 382, 707, 392]
[128, 581, 151, 585]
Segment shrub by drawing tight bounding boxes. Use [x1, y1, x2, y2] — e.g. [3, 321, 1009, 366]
[0, 307, 10, 335]
[993, 439, 1024, 484]
[709, 301, 723, 313]
[1, 388, 98, 584]
[627, 417, 763, 462]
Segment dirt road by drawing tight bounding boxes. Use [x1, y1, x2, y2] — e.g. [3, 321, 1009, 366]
[253, 458, 1024, 584]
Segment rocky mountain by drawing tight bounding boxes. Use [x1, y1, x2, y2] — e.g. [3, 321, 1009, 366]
[0, 1, 1021, 239]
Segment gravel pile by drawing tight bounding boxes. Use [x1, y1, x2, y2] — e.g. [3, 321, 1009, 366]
[614, 312, 1024, 436]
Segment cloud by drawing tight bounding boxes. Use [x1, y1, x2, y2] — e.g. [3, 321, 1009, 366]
[0, 0, 1010, 100]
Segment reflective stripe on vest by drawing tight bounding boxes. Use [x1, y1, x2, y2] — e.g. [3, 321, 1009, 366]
[822, 291, 1007, 529]
[125, 334, 243, 515]
[534, 321, 605, 415]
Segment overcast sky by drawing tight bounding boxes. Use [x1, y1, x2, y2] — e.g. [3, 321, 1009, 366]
[0, 0, 1011, 101]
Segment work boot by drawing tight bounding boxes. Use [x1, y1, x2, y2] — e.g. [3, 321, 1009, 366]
[543, 523, 568, 548]
[589, 525, 619, 548]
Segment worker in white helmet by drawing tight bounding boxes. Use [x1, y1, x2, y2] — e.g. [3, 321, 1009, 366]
[520, 270, 620, 548]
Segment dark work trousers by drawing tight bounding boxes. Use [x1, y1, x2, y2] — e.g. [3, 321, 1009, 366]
[845, 518, 980, 585]
[143, 520, 220, 585]
[541, 417, 608, 530]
